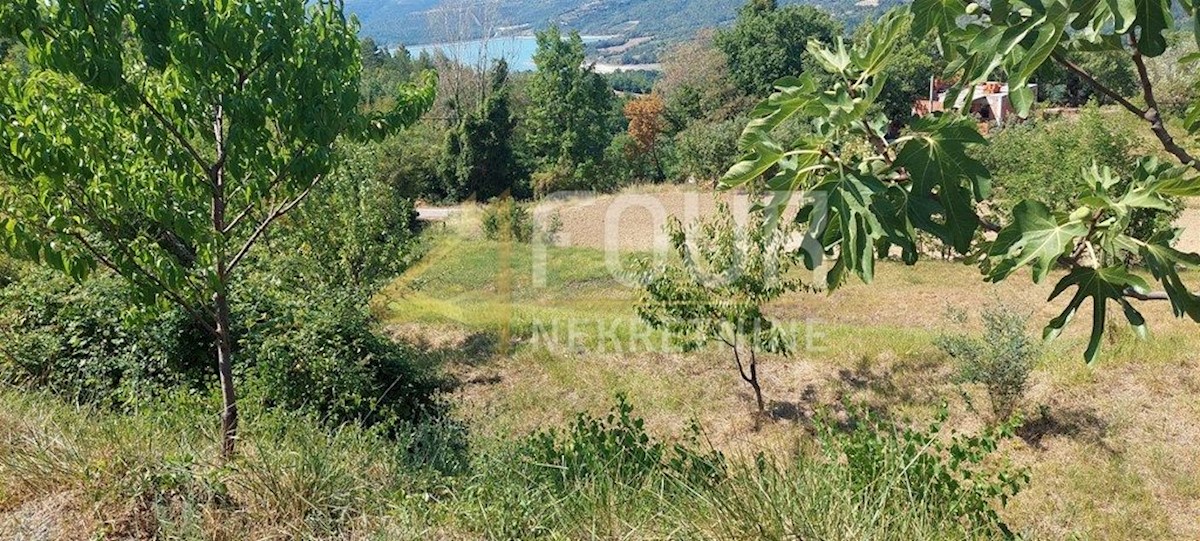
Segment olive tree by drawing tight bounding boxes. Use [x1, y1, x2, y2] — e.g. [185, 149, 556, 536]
[724, 6, 1200, 363]
[0, 0, 434, 457]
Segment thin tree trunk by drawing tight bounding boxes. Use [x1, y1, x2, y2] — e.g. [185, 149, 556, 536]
[215, 289, 238, 458]
[211, 103, 238, 458]
[749, 349, 764, 414]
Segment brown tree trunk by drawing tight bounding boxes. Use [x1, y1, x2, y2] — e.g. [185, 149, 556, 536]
[215, 289, 238, 459]
[210, 103, 238, 459]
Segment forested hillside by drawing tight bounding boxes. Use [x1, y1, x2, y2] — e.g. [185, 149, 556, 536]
[347, 0, 903, 48]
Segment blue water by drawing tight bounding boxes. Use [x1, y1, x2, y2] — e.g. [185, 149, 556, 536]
[406, 36, 605, 72]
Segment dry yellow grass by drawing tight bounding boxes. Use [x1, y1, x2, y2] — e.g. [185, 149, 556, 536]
[382, 187, 1200, 540]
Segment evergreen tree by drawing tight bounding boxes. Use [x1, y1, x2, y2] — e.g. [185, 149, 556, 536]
[441, 60, 521, 200]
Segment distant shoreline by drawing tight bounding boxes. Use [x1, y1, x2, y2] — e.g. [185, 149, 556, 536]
[394, 34, 620, 49]
[591, 62, 662, 74]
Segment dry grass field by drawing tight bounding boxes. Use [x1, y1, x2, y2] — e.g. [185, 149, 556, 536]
[377, 186, 1200, 540]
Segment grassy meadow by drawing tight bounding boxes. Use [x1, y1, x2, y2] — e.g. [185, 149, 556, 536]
[3, 196, 1200, 540]
[372, 208, 1200, 540]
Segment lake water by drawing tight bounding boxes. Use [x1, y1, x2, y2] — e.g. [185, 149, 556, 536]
[405, 36, 606, 72]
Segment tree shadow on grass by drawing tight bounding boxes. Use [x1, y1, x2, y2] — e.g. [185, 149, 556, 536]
[1017, 405, 1112, 451]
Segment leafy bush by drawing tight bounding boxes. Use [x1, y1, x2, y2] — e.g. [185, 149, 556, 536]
[700, 409, 1027, 539]
[0, 267, 210, 409]
[672, 117, 744, 183]
[0, 260, 451, 439]
[977, 105, 1181, 242]
[235, 283, 450, 436]
[460, 395, 725, 539]
[824, 410, 1026, 535]
[480, 197, 535, 242]
[519, 394, 725, 491]
[271, 136, 423, 295]
[936, 305, 1040, 421]
[530, 158, 622, 196]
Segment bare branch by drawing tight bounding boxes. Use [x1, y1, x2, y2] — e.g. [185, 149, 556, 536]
[226, 174, 322, 273]
[730, 338, 754, 385]
[1129, 36, 1200, 171]
[1049, 44, 1198, 171]
[1049, 50, 1147, 117]
[1122, 288, 1171, 301]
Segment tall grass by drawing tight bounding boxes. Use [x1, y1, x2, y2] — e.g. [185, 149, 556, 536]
[0, 389, 1023, 540]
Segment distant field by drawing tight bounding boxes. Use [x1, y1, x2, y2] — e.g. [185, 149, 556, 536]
[528, 185, 1200, 254]
[378, 187, 1200, 539]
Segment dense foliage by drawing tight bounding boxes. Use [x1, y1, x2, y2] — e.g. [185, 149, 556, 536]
[0, 0, 435, 456]
[722, 2, 1200, 362]
[715, 1, 841, 96]
[525, 27, 617, 180]
[978, 105, 1182, 242]
[441, 60, 524, 201]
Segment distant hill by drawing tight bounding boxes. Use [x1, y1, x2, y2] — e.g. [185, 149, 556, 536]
[346, 0, 903, 50]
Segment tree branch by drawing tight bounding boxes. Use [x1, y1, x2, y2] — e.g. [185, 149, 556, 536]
[68, 231, 216, 335]
[226, 174, 322, 273]
[1049, 50, 1147, 117]
[730, 340, 754, 385]
[133, 90, 213, 178]
[1128, 35, 1200, 171]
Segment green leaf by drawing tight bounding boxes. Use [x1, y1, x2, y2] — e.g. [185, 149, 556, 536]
[912, 0, 967, 37]
[739, 75, 822, 146]
[1133, 0, 1171, 56]
[800, 170, 888, 287]
[1044, 266, 1151, 363]
[1008, 85, 1034, 117]
[854, 10, 909, 77]
[893, 115, 990, 253]
[722, 139, 785, 188]
[987, 201, 1089, 283]
[1139, 238, 1200, 321]
[1108, 0, 1136, 33]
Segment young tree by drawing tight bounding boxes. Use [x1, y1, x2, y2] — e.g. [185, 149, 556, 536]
[637, 203, 804, 420]
[526, 26, 615, 171]
[722, 6, 1200, 363]
[0, 0, 435, 457]
[715, 2, 840, 97]
[441, 59, 522, 200]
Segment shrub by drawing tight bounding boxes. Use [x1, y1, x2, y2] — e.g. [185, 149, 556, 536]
[672, 117, 743, 183]
[695, 409, 1027, 539]
[977, 104, 1181, 242]
[480, 197, 535, 242]
[530, 158, 622, 196]
[519, 394, 725, 491]
[936, 305, 1040, 421]
[461, 395, 726, 539]
[271, 136, 423, 295]
[234, 279, 451, 436]
[0, 260, 451, 440]
[0, 267, 210, 409]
